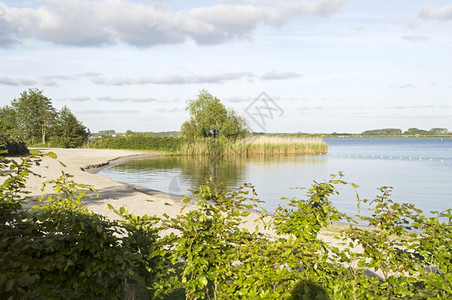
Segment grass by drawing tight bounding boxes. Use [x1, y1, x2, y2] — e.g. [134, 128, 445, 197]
[179, 136, 328, 156]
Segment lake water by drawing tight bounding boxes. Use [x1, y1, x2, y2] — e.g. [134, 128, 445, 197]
[100, 138, 452, 217]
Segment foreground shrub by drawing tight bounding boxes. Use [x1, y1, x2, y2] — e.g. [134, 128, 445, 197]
[0, 153, 168, 299]
[161, 175, 451, 299]
[1, 153, 450, 299]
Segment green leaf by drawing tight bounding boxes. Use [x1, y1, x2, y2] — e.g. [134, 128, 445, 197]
[199, 276, 208, 287]
[29, 149, 41, 155]
[5, 279, 15, 292]
[47, 152, 57, 159]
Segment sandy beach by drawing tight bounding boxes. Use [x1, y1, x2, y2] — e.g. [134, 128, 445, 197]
[20, 148, 188, 221]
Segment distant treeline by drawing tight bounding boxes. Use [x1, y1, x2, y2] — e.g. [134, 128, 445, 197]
[361, 127, 450, 136]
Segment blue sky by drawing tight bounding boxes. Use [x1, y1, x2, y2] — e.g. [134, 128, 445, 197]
[1, 0, 451, 133]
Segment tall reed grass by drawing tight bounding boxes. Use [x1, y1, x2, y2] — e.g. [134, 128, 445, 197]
[179, 136, 328, 156]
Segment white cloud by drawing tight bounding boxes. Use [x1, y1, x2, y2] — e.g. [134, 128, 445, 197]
[0, 76, 37, 86]
[261, 71, 302, 80]
[224, 95, 252, 103]
[130, 98, 158, 103]
[97, 96, 130, 102]
[76, 109, 140, 114]
[154, 107, 184, 113]
[401, 35, 431, 42]
[68, 96, 91, 102]
[93, 72, 255, 85]
[420, 4, 452, 21]
[58, 96, 91, 102]
[40, 74, 76, 80]
[399, 84, 415, 89]
[0, 0, 346, 47]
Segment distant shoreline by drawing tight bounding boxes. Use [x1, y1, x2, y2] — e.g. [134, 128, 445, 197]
[323, 135, 452, 138]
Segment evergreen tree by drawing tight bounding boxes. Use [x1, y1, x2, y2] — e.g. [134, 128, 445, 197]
[11, 88, 56, 144]
[0, 105, 18, 135]
[50, 106, 90, 148]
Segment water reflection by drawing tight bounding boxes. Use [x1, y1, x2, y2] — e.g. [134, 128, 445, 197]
[104, 155, 327, 197]
[102, 154, 331, 209]
[105, 155, 247, 194]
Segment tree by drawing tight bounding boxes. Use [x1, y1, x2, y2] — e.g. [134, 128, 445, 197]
[0, 105, 18, 135]
[361, 128, 402, 136]
[11, 88, 56, 144]
[429, 128, 449, 135]
[98, 129, 116, 136]
[180, 90, 248, 139]
[50, 106, 90, 148]
[403, 128, 429, 135]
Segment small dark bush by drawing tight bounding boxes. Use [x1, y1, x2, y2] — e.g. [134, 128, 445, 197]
[0, 133, 28, 156]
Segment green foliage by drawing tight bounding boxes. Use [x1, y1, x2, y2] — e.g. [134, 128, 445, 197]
[2, 89, 90, 147]
[361, 127, 451, 136]
[11, 88, 56, 145]
[428, 128, 449, 135]
[88, 134, 183, 152]
[404, 128, 429, 135]
[0, 153, 167, 299]
[0, 106, 18, 135]
[50, 106, 90, 148]
[162, 181, 263, 299]
[361, 128, 403, 136]
[98, 129, 116, 136]
[0, 133, 28, 156]
[161, 175, 451, 299]
[181, 90, 248, 140]
[1, 153, 451, 299]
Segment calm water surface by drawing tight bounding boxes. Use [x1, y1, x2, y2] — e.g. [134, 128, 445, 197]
[100, 138, 452, 216]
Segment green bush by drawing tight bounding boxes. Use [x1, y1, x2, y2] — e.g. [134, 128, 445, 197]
[88, 135, 183, 152]
[1, 153, 450, 299]
[161, 176, 451, 299]
[0, 153, 168, 299]
[0, 133, 28, 156]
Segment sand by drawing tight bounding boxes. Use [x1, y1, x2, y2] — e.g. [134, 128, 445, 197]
[15, 148, 187, 220]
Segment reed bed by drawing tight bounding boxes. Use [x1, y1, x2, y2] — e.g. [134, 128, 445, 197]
[179, 136, 328, 156]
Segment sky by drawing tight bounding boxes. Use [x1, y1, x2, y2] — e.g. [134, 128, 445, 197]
[0, 0, 451, 134]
